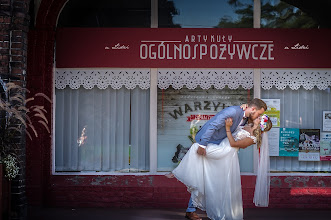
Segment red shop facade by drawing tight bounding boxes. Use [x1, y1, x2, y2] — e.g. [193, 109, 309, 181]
[26, 0, 331, 210]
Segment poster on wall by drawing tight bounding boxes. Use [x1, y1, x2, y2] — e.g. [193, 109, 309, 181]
[298, 129, 320, 161]
[279, 128, 299, 157]
[320, 132, 331, 161]
[262, 99, 280, 127]
[268, 128, 280, 156]
[323, 111, 331, 131]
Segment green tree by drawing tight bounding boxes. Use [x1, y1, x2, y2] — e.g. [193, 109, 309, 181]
[215, 0, 321, 28]
[215, 2, 253, 28]
[261, 1, 318, 28]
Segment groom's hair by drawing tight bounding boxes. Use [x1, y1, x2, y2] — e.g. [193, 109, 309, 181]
[248, 98, 267, 110]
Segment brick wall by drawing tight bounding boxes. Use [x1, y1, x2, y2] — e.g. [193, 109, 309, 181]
[45, 175, 331, 209]
[0, 0, 30, 219]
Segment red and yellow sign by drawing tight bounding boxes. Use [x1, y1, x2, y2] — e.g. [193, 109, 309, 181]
[187, 114, 215, 122]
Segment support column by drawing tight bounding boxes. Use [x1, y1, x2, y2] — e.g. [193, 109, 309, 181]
[253, 0, 261, 174]
[0, 0, 31, 219]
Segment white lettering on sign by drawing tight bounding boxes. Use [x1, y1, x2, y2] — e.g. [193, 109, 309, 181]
[185, 35, 233, 43]
[140, 38, 274, 61]
[284, 43, 309, 50]
[111, 43, 129, 50]
[291, 43, 309, 50]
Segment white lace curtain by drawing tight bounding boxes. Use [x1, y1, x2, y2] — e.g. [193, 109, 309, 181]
[261, 70, 331, 90]
[55, 87, 150, 172]
[55, 69, 331, 91]
[55, 69, 151, 90]
[157, 69, 254, 90]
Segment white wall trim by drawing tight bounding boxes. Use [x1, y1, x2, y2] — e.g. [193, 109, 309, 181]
[253, 68, 261, 175]
[253, 0, 261, 28]
[51, 171, 331, 177]
[151, 0, 158, 28]
[149, 68, 158, 174]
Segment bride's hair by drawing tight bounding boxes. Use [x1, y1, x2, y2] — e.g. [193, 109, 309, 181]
[253, 116, 272, 149]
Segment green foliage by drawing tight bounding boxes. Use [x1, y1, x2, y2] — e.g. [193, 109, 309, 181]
[261, 1, 318, 28]
[215, 0, 318, 28]
[188, 125, 199, 144]
[215, 1, 253, 28]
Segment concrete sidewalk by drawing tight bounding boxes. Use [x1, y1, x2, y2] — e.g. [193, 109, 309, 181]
[28, 207, 331, 220]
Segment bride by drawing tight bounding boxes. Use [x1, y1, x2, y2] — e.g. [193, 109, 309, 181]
[170, 115, 272, 220]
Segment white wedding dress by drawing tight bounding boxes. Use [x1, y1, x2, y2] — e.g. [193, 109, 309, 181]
[172, 127, 257, 220]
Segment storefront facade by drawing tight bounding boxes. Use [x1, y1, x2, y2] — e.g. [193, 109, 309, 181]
[26, 0, 331, 210]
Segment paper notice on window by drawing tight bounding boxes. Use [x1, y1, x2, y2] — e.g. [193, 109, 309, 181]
[268, 128, 280, 156]
[320, 132, 331, 161]
[279, 128, 299, 157]
[262, 99, 280, 127]
[323, 111, 331, 132]
[298, 129, 320, 161]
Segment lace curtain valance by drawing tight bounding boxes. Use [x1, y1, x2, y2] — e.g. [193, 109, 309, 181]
[55, 69, 150, 90]
[261, 70, 331, 90]
[157, 69, 254, 90]
[55, 68, 331, 90]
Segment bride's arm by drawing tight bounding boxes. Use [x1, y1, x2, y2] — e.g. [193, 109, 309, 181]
[225, 118, 255, 149]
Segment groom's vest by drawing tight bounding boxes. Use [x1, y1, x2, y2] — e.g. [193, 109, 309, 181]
[195, 106, 245, 146]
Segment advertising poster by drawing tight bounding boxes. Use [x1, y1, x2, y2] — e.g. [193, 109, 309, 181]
[262, 99, 280, 127]
[299, 129, 320, 161]
[323, 111, 331, 131]
[279, 128, 299, 157]
[268, 128, 280, 156]
[320, 132, 331, 161]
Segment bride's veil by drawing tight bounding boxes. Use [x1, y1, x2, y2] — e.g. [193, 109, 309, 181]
[253, 132, 270, 207]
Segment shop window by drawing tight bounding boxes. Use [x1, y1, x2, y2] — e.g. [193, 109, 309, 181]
[157, 69, 254, 172]
[57, 0, 151, 28]
[55, 69, 150, 172]
[55, 1, 152, 173]
[261, 70, 331, 172]
[261, 0, 319, 28]
[158, 0, 253, 28]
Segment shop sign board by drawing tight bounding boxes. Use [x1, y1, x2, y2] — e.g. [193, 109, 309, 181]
[56, 28, 331, 68]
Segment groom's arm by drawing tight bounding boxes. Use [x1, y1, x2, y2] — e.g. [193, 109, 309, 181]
[197, 108, 237, 151]
[196, 111, 230, 156]
[225, 117, 254, 149]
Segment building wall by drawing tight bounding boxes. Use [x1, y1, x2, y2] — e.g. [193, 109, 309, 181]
[25, 0, 331, 212]
[0, 0, 30, 219]
[43, 175, 331, 209]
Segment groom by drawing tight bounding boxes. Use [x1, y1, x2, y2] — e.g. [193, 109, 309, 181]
[185, 98, 267, 220]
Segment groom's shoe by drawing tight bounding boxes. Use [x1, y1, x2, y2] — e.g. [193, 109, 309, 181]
[185, 212, 202, 220]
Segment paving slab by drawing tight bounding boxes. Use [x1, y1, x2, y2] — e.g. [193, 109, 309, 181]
[28, 207, 331, 220]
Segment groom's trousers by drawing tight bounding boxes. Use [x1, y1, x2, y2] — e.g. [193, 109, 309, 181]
[186, 196, 196, 212]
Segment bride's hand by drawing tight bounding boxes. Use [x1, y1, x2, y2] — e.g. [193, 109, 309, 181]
[225, 118, 233, 128]
[240, 104, 248, 110]
[197, 146, 206, 156]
